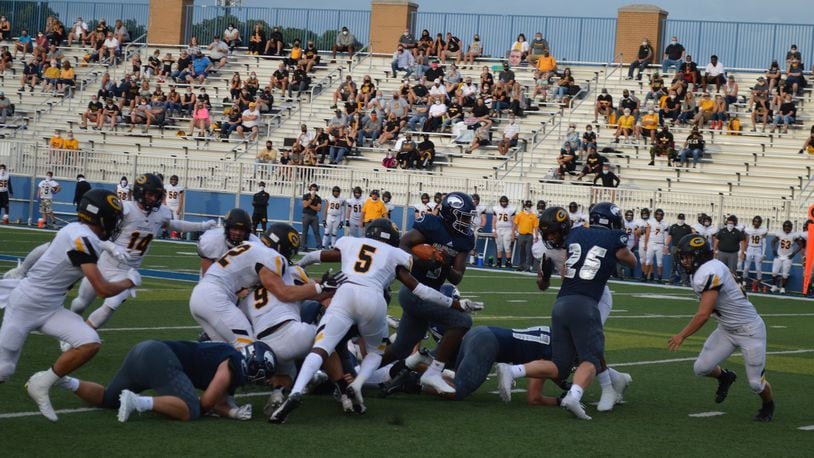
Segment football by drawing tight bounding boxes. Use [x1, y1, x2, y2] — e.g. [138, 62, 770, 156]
[411, 243, 447, 264]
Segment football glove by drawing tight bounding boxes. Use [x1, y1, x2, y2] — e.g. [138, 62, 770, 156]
[338, 221, 344, 229]
[319, 269, 347, 292]
[345, 220, 350, 228]
[322, 220, 327, 228]
[458, 298, 484, 313]
[228, 404, 252, 420]
[201, 219, 218, 231]
[540, 257, 554, 280]
[126, 268, 142, 288]
[100, 240, 132, 264]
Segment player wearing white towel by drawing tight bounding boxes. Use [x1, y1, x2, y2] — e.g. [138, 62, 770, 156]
[769, 220, 802, 294]
[633, 207, 651, 279]
[643, 208, 669, 282]
[0, 189, 139, 421]
[270, 219, 482, 422]
[69, 174, 216, 331]
[345, 186, 364, 237]
[198, 208, 260, 276]
[668, 234, 775, 422]
[492, 195, 516, 268]
[742, 216, 768, 291]
[322, 186, 346, 248]
[116, 176, 131, 201]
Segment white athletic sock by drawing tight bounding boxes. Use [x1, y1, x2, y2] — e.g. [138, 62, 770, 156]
[568, 385, 584, 402]
[42, 368, 60, 386]
[87, 305, 115, 329]
[597, 369, 611, 387]
[353, 353, 383, 389]
[291, 353, 323, 395]
[57, 376, 80, 392]
[362, 364, 394, 385]
[510, 364, 526, 379]
[135, 396, 154, 412]
[424, 359, 445, 377]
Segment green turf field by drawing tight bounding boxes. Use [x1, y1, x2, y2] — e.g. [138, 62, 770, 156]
[1, 226, 812, 456]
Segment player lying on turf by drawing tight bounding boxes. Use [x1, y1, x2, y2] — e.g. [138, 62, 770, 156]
[496, 206, 632, 411]
[69, 173, 216, 333]
[56, 340, 276, 422]
[269, 218, 483, 423]
[0, 189, 140, 422]
[668, 234, 775, 422]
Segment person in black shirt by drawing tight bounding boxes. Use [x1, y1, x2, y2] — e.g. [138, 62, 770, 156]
[665, 213, 694, 285]
[649, 124, 675, 166]
[628, 38, 653, 80]
[442, 33, 461, 65]
[417, 134, 435, 169]
[442, 102, 463, 131]
[713, 216, 746, 273]
[252, 182, 270, 233]
[172, 51, 192, 82]
[594, 89, 613, 122]
[80, 95, 103, 129]
[616, 89, 638, 119]
[679, 55, 700, 88]
[410, 78, 429, 105]
[288, 63, 310, 99]
[678, 127, 705, 168]
[662, 36, 685, 73]
[771, 94, 796, 134]
[593, 163, 619, 188]
[582, 124, 597, 153]
[577, 148, 606, 180]
[73, 174, 91, 210]
[423, 61, 444, 83]
[265, 27, 284, 56]
[301, 183, 322, 250]
[248, 24, 266, 55]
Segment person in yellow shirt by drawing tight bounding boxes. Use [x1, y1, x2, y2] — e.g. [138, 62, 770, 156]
[62, 130, 79, 150]
[535, 50, 557, 80]
[614, 108, 636, 143]
[42, 61, 60, 92]
[361, 189, 387, 225]
[694, 92, 715, 127]
[513, 200, 539, 272]
[637, 108, 660, 144]
[58, 61, 76, 94]
[288, 39, 303, 66]
[49, 130, 64, 150]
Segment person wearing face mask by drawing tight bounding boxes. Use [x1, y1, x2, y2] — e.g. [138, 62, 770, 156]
[497, 115, 520, 156]
[713, 216, 746, 274]
[527, 32, 549, 65]
[248, 24, 267, 56]
[593, 162, 620, 190]
[662, 36, 685, 73]
[252, 182, 270, 233]
[398, 28, 417, 55]
[581, 124, 597, 154]
[73, 174, 91, 211]
[390, 46, 415, 79]
[208, 36, 229, 68]
[332, 26, 356, 62]
[462, 34, 482, 70]
[628, 38, 653, 81]
[424, 98, 447, 132]
[513, 201, 539, 272]
[578, 147, 607, 180]
[665, 213, 694, 285]
[222, 23, 241, 53]
[594, 88, 613, 123]
[649, 124, 676, 166]
[37, 171, 60, 227]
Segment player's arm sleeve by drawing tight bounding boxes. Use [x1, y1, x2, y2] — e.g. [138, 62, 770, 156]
[67, 236, 99, 266]
[21, 242, 50, 273]
[167, 219, 209, 232]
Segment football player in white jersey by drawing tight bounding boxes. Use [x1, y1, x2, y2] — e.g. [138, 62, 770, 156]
[469, 193, 488, 264]
[0, 189, 139, 421]
[413, 192, 435, 219]
[37, 171, 61, 227]
[504, 207, 632, 412]
[345, 186, 364, 237]
[633, 207, 651, 279]
[492, 195, 516, 268]
[163, 175, 185, 237]
[668, 234, 775, 422]
[694, 213, 717, 243]
[742, 215, 768, 292]
[190, 230, 335, 350]
[0, 163, 11, 223]
[116, 176, 131, 201]
[322, 186, 346, 248]
[567, 201, 587, 228]
[69, 174, 216, 332]
[198, 208, 260, 276]
[270, 219, 482, 423]
[382, 191, 395, 219]
[618, 209, 637, 278]
[769, 220, 802, 294]
[643, 208, 669, 282]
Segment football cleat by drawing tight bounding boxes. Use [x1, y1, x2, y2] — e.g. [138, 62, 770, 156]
[25, 371, 58, 422]
[495, 363, 515, 403]
[420, 371, 455, 396]
[345, 384, 367, 414]
[779, 287, 786, 295]
[379, 368, 422, 398]
[263, 388, 285, 417]
[715, 369, 737, 403]
[117, 389, 139, 423]
[404, 348, 433, 370]
[560, 393, 592, 420]
[753, 401, 774, 422]
[268, 392, 302, 424]
[770, 285, 778, 293]
[340, 393, 354, 413]
[303, 370, 328, 394]
[612, 371, 633, 404]
[386, 315, 400, 329]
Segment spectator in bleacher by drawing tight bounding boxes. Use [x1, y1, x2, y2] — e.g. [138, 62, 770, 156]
[286, 39, 303, 67]
[429, 33, 445, 58]
[14, 29, 32, 58]
[616, 89, 638, 119]
[395, 133, 417, 169]
[100, 98, 121, 130]
[763, 60, 782, 95]
[593, 88, 613, 123]
[264, 26, 283, 56]
[441, 100, 463, 132]
[534, 49, 558, 82]
[614, 108, 635, 143]
[170, 50, 191, 82]
[68, 17, 89, 46]
[693, 92, 715, 128]
[0, 16, 9, 41]
[57, 60, 75, 94]
[248, 24, 266, 56]
[749, 75, 769, 114]
[496, 114, 520, 156]
[526, 32, 549, 64]
[42, 60, 60, 93]
[455, 76, 477, 107]
[785, 56, 806, 96]
[208, 37, 229, 69]
[186, 50, 212, 83]
[129, 97, 153, 133]
[256, 86, 274, 113]
[441, 32, 461, 65]
[331, 75, 356, 109]
[329, 127, 353, 164]
[710, 94, 728, 130]
[99, 32, 120, 64]
[391, 45, 415, 79]
[0, 45, 12, 73]
[257, 140, 278, 165]
[462, 34, 482, 70]
[594, 162, 620, 188]
[302, 143, 317, 166]
[406, 99, 428, 131]
[46, 43, 64, 64]
[220, 105, 242, 139]
[228, 72, 242, 100]
[415, 134, 434, 168]
[332, 26, 355, 62]
[48, 129, 63, 154]
[786, 44, 802, 69]
[471, 96, 492, 128]
[327, 109, 348, 137]
[412, 48, 429, 79]
[661, 36, 685, 73]
[679, 55, 700, 89]
[288, 62, 310, 99]
[302, 41, 320, 73]
[644, 72, 665, 104]
[552, 67, 575, 101]
[428, 78, 446, 104]
[296, 124, 314, 154]
[377, 113, 401, 145]
[509, 33, 529, 60]
[79, 94, 103, 130]
[582, 124, 597, 153]
[771, 93, 797, 134]
[311, 127, 330, 163]
[637, 107, 659, 144]
[398, 28, 417, 54]
[723, 75, 739, 108]
[243, 71, 260, 98]
[416, 29, 432, 55]
[33, 31, 47, 59]
[799, 125, 814, 154]
[424, 98, 448, 132]
[63, 130, 79, 151]
[677, 127, 706, 168]
[270, 62, 289, 96]
[466, 121, 490, 153]
[114, 19, 130, 44]
[498, 62, 517, 94]
[198, 86, 211, 107]
[385, 91, 409, 124]
[750, 95, 772, 133]
[130, 53, 143, 76]
[701, 55, 726, 93]
[223, 23, 241, 52]
[357, 111, 382, 146]
[532, 73, 550, 101]
[354, 75, 375, 107]
[237, 102, 261, 141]
[556, 142, 577, 178]
[49, 20, 65, 46]
[649, 124, 675, 166]
[659, 90, 680, 126]
[627, 38, 653, 81]
[90, 19, 109, 50]
[188, 99, 210, 137]
[145, 49, 163, 78]
[0, 92, 10, 124]
[165, 85, 182, 115]
[444, 63, 462, 95]
[422, 59, 442, 83]
[563, 123, 581, 152]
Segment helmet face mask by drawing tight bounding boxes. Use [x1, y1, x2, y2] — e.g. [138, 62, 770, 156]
[589, 202, 623, 230]
[224, 208, 252, 247]
[241, 341, 277, 385]
[262, 223, 301, 261]
[441, 192, 477, 236]
[539, 207, 571, 249]
[132, 173, 165, 212]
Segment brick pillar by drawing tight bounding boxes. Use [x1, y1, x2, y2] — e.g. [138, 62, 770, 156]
[370, 0, 418, 55]
[148, 0, 194, 45]
[614, 4, 668, 64]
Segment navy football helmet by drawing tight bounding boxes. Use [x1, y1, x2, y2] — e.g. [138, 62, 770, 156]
[589, 202, 623, 230]
[241, 341, 277, 385]
[440, 192, 477, 236]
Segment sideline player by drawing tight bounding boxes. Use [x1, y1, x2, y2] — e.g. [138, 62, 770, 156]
[37, 171, 60, 227]
[618, 209, 636, 278]
[270, 218, 481, 422]
[492, 195, 515, 268]
[643, 208, 669, 282]
[0, 163, 12, 223]
[382, 191, 395, 219]
[70, 174, 216, 331]
[345, 186, 364, 237]
[668, 234, 775, 422]
[198, 208, 259, 276]
[413, 192, 435, 219]
[769, 220, 802, 294]
[163, 174, 185, 237]
[0, 189, 139, 421]
[116, 176, 131, 201]
[469, 193, 487, 264]
[633, 207, 651, 279]
[567, 201, 587, 228]
[322, 186, 346, 248]
[56, 340, 276, 422]
[741, 215, 767, 291]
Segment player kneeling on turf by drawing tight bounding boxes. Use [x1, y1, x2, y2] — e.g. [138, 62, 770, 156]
[0, 189, 139, 421]
[56, 340, 276, 422]
[668, 234, 775, 422]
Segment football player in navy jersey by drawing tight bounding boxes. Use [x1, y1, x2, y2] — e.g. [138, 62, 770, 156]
[381, 192, 478, 396]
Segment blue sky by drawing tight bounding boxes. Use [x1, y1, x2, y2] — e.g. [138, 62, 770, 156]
[182, 0, 813, 24]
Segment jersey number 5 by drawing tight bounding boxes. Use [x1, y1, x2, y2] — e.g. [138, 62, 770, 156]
[354, 244, 377, 273]
[564, 244, 607, 280]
